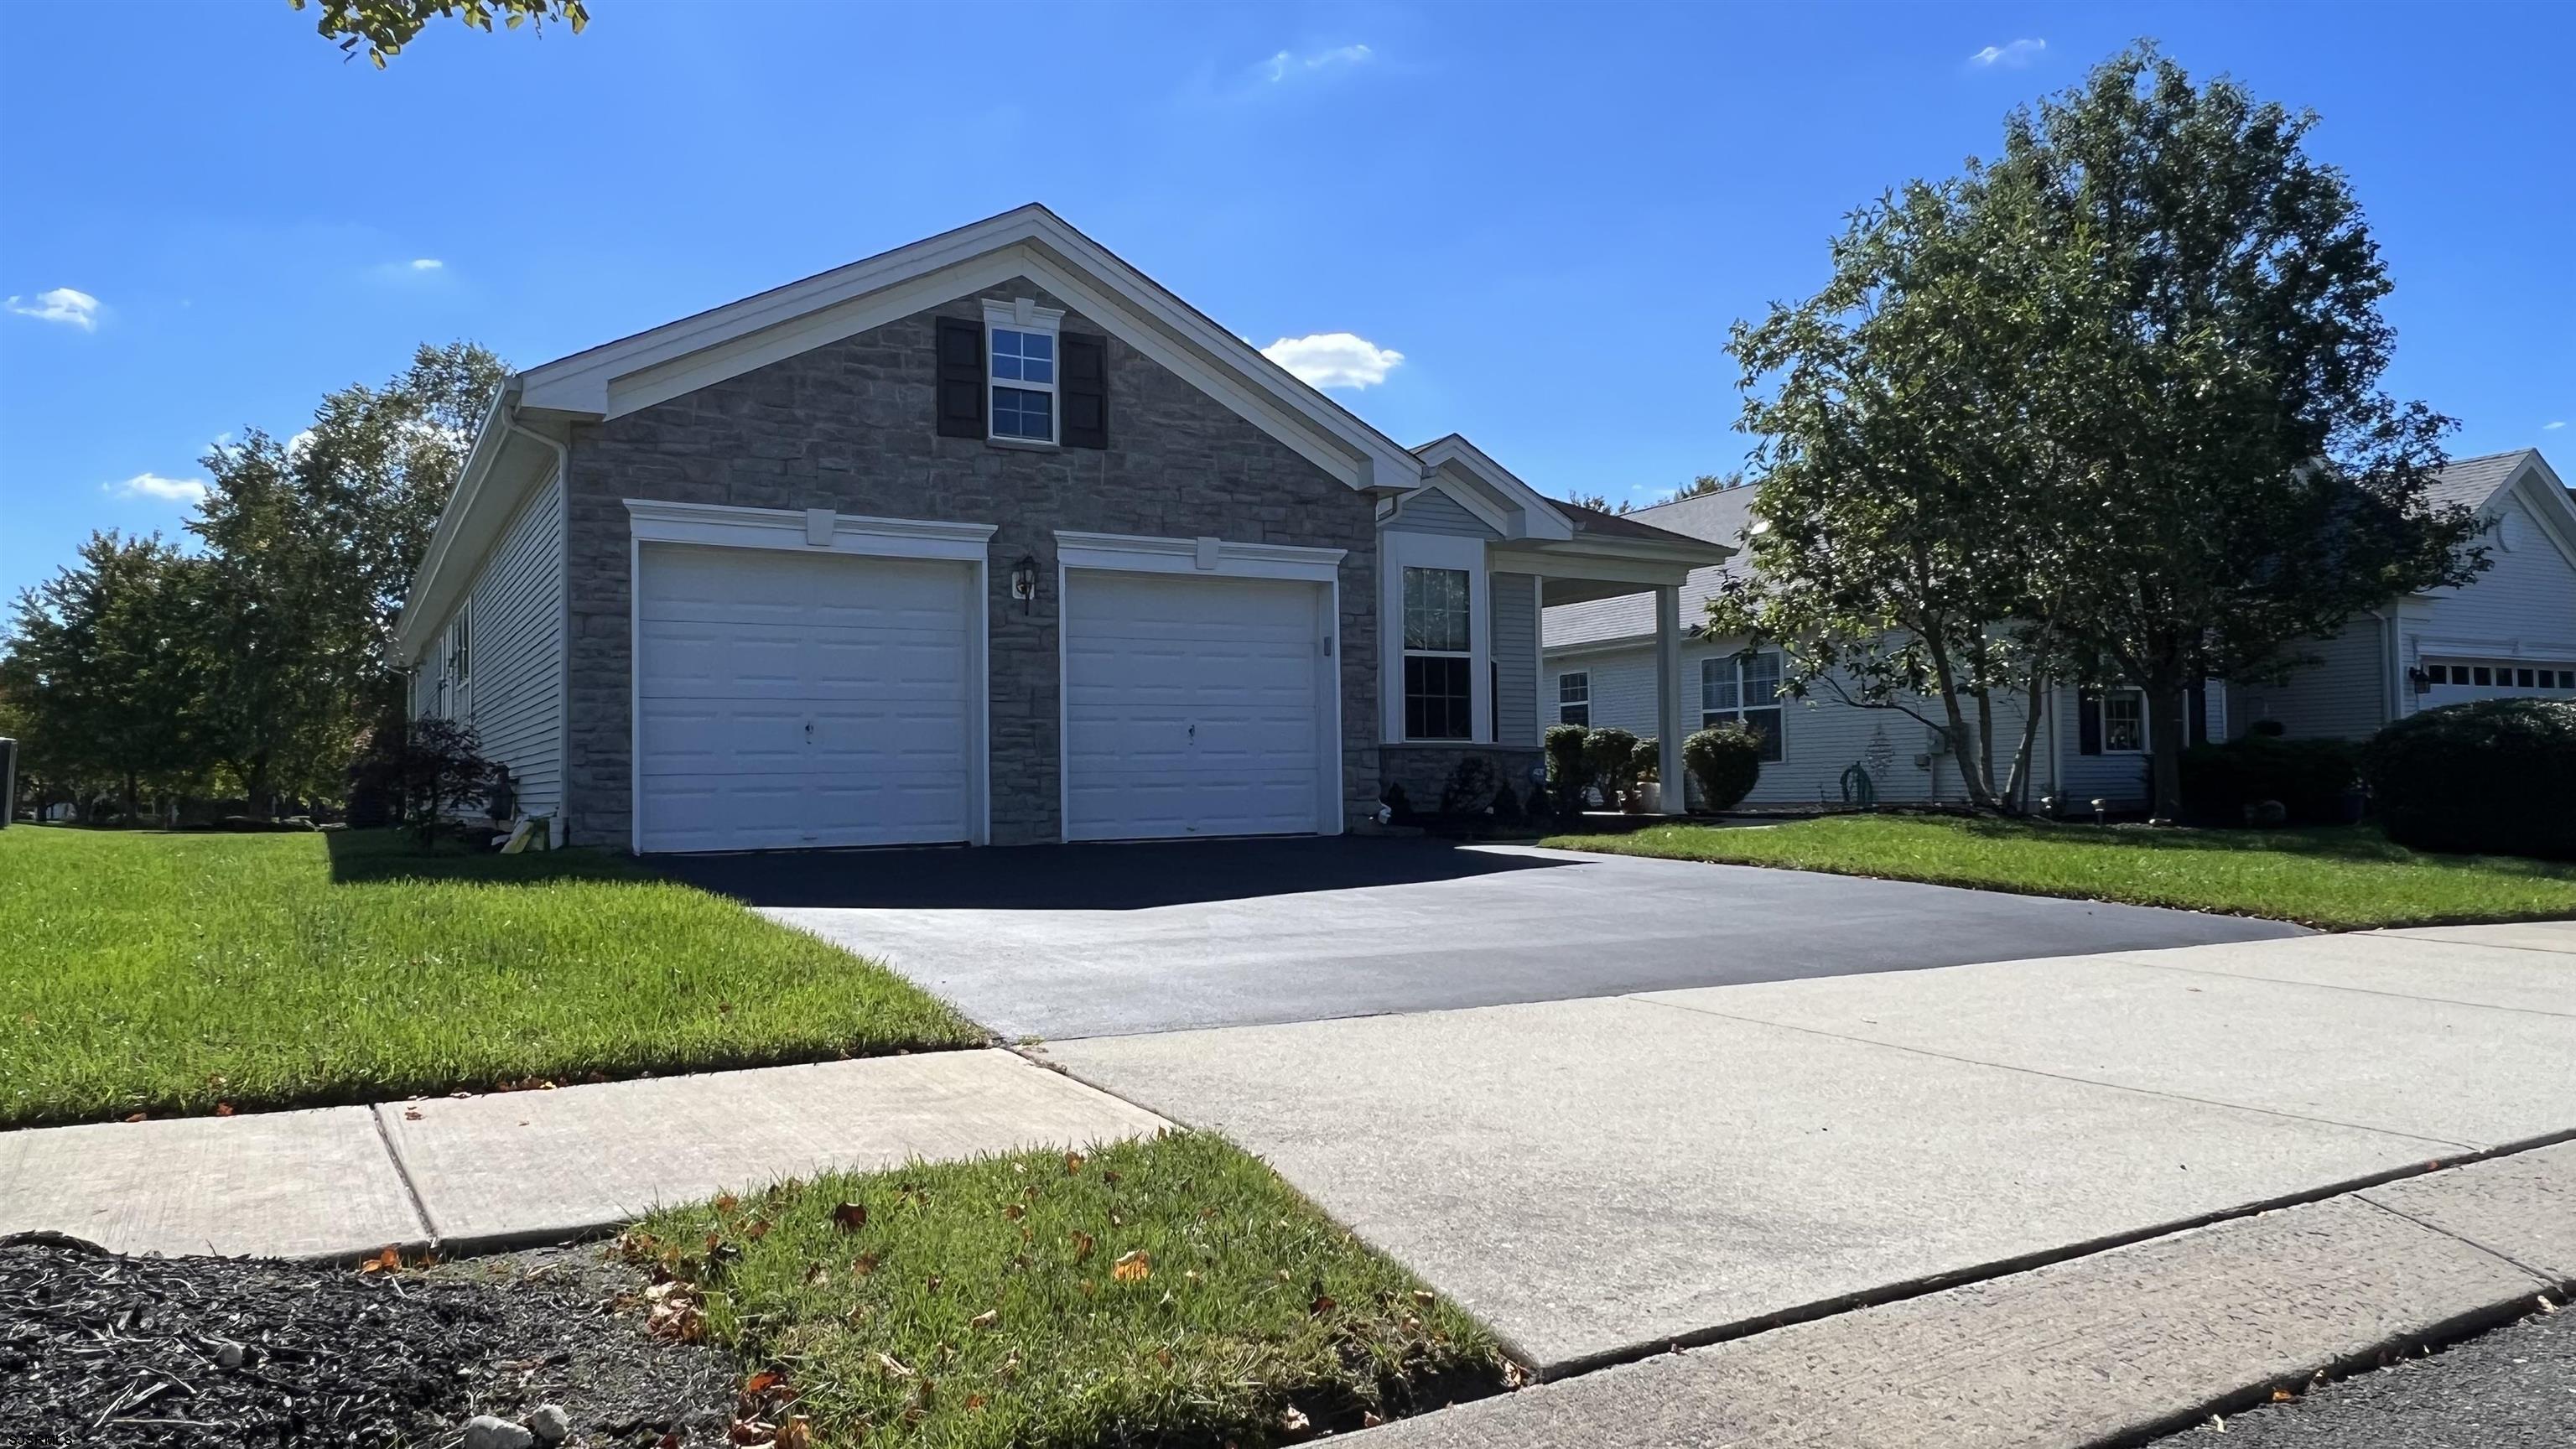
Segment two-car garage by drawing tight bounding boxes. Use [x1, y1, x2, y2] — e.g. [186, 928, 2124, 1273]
[629, 518, 1343, 854]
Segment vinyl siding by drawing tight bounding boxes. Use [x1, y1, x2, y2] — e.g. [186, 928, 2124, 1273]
[411, 470, 567, 823]
[1388, 490, 1500, 540]
[2392, 487, 2576, 719]
[1548, 636, 2035, 807]
[1491, 572, 1539, 745]
[2233, 621, 2391, 741]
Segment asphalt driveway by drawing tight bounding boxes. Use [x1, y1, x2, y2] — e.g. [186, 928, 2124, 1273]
[669, 834, 2303, 1040]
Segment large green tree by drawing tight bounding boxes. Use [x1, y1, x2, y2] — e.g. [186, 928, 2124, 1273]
[289, 0, 587, 68]
[1988, 44, 2483, 818]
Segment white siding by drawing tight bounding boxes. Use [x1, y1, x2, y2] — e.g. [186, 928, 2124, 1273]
[2235, 621, 2390, 741]
[1492, 572, 1539, 745]
[412, 470, 566, 824]
[2393, 488, 2576, 720]
[1550, 636, 2034, 807]
[2051, 685, 2153, 808]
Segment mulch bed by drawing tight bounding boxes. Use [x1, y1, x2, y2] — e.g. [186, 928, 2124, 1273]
[1, 1232, 735, 1448]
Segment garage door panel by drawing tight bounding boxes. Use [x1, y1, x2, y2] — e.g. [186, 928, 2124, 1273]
[636, 543, 976, 853]
[1063, 569, 1327, 842]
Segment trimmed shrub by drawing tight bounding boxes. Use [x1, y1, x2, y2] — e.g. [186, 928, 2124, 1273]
[2179, 736, 2361, 826]
[1684, 724, 1763, 812]
[1543, 724, 1588, 815]
[1439, 755, 1501, 818]
[1583, 727, 1641, 807]
[1630, 735, 1660, 785]
[2360, 698, 2576, 860]
[1381, 782, 1414, 824]
[1492, 781, 1527, 828]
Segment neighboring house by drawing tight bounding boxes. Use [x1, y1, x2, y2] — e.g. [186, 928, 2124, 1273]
[1542, 448, 2573, 811]
[395, 205, 1725, 852]
[2236, 448, 2576, 739]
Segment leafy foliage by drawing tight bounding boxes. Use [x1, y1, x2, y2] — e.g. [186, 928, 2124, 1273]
[1721, 42, 2486, 822]
[1629, 735, 1659, 785]
[1682, 725, 1764, 812]
[288, 0, 589, 69]
[2179, 736, 2361, 827]
[347, 715, 500, 847]
[1542, 724, 1589, 816]
[2361, 699, 2576, 861]
[1437, 755, 1500, 818]
[1581, 727, 1641, 807]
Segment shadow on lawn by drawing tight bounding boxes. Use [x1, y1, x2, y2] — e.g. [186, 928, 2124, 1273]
[1941, 818, 2576, 878]
[323, 827, 649, 886]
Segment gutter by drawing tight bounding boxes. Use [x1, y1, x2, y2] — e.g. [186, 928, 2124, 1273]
[2366, 606, 2401, 724]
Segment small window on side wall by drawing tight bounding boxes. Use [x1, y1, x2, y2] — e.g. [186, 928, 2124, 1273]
[1701, 651, 1784, 762]
[1557, 672, 1590, 727]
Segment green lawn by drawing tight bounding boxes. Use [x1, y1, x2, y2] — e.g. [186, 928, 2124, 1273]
[1543, 816, 2576, 931]
[625, 1131, 1504, 1447]
[0, 826, 981, 1130]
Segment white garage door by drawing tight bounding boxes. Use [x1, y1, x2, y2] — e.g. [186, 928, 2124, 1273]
[1063, 570, 1331, 841]
[636, 543, 977, 853]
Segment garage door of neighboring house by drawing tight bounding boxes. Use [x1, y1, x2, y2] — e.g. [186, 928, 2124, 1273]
[635, 542, 977, 853]
[1062, 569, 1332, 841]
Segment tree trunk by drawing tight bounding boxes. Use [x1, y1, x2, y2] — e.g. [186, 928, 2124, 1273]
[2147, 684, 2189, 823]
[1920, 634, 2001, 811]
[122, 771, 139, 824]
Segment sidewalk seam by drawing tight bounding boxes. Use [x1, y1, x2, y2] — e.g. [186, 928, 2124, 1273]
[2101, 953, 2576, 1020]
[1619, 993, 2480, 1150]
[367, 1104, 441, 1249]
[2354, 1194, 2571, 1291]
[2370, 931, 2576, 958]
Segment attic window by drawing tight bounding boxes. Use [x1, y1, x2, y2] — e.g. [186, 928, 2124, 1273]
[983, 299, 1062, 444]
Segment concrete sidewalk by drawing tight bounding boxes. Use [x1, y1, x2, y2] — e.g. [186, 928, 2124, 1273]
[1041, 921, 2576, 1377]
[0, 1049, 1165, 1259]
[1353, 1140, 2576, 1448]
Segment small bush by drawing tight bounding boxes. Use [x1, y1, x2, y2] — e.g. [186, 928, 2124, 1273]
[1492, 782, 1527, 828]
[2361, 699, 2576, 860]
[2180, 736, 2361, 826]
[1684, 725, 1763, 812]
[1544, 724, 1588, 814]
[1583, 727, 1641, 807]
[1631, 735, 1660, 785]
[1439, 756, 1501, 818]
[1381, 782, 1414, 824]
[347, 716, 501, 850]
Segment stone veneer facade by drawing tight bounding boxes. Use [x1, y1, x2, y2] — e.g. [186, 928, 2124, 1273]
[559, 278, 1380, 848]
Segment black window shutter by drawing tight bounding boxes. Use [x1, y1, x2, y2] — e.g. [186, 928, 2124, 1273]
[2186, 682, 2209, 746]
[1062, 334, 1108, 449]
[2077, 690, 2103, 756]
[935, 316, 985, 439]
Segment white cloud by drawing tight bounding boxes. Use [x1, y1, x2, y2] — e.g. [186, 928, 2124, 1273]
[288, 428, 317, 456]
[7, 287, 101, 330]
[1969, 39, 2046, 69]
[1263, 43, 1372, 83]
[2546, 420, 2566, 431]
[103, 472, 210, 506]
[1262, 332, 1404, 390]
[408, 257, 444, 271]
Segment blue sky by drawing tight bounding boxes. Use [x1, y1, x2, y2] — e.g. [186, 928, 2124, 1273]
[3, 2, 2570, 605]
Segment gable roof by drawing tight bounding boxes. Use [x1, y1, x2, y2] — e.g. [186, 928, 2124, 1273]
[1545, 486, 1762, 649]
[400, 205, 1441, 661]
[2423, 449, 2536, 512]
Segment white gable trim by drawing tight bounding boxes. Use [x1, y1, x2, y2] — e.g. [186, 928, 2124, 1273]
[1411, 434, 1575, 541]
[516, 205, 1421, 493]
[1387, 475, 1514, 538]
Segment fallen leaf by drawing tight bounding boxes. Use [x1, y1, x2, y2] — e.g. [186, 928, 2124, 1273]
[851, 1252, 880, 1278]
[743, 1218, 772, 1240]
[1065, 1151, 1085, 1174]
[745, 1370, 783, 1394]
[714, 1193, 740, 1213]
[875, 1351, 915, 1379]
[1112, 1250, 1152, 1283]
[832, 1202, 868, 1232]
[1156, 1348, 1174, 1368]
[1310, 1294, 1337, 1316]
[2269, 1388, 2298, 1403]
[402, 1108, 423, 1120]
[1003, 1202, 1026, 1221]
[776, 1418, 812, 1449]
[969, 1309, 1000, 1330]
[123, 1113, 147, 1124]
[1280, 1405, 1311, 1431]
[1072, 1231, 1096, 1264]
[965, 1393, 986, 1410]
[358, 1246, 402, 1275]
[214, 1103, 235, 1117]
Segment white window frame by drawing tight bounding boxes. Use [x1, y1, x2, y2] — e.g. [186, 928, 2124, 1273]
[440, 606, 470, 720]
[1556, 670, 1591, 727]
[983, 298, 1064, 446]
[1377, 531, 1489, 744]
[1701, 649, 1786, 763]
[2099, 687, 2148, 755]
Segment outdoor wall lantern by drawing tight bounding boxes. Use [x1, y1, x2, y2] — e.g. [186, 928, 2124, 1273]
[1010, 555, 1040, 614]
[2408, 666, 2431, 694]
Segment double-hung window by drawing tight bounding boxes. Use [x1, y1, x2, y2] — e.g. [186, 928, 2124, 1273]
[1557, 672, 1591, 727]
[2100, 688, 2146, 753]
[1701, 650, 1784, 762]
[1401, 565, 1473, 740]
[983, 302, 1060, 443]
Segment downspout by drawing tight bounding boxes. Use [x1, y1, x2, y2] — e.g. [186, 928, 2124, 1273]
[507, 410, 572, 849]
[2367, 605, 2400, 725]
[2044, 676, 2060, 816]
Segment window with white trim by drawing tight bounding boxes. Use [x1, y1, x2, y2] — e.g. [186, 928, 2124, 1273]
[1701, 650, 1784, 762]
[2424, 660, 2576, 693]
[1401, 565, 1473, 740]
[1556, 671, 1591, 727]
[2100, 688, 2146, 753]
[983, 301, 1060, 443]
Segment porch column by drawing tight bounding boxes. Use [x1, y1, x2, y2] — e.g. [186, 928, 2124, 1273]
[1654, 584, 1686, 813]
